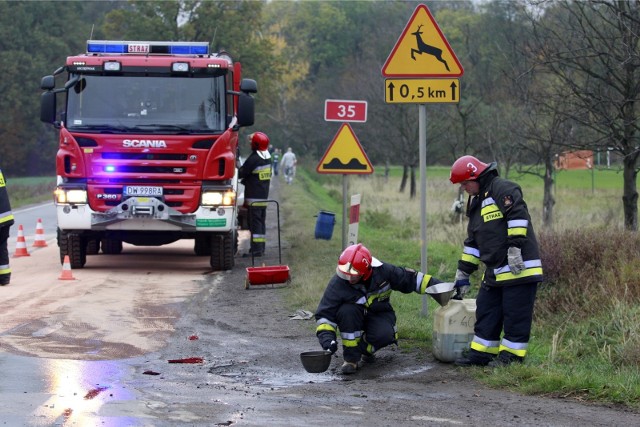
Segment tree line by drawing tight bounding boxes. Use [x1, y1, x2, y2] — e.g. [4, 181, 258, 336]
[0, 0, 637, 230]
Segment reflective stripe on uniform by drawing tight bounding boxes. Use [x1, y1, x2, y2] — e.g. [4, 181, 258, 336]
[0, 211, 13, 224]
[251, 234, 266, 243]
[507, 219, 528, 237]
[0, 264, 10, 275]
[253, 164, 272, 181]
[416, 272, 433, 293]
[480, 197, 504, 222]
[366, 289, 392, 306]
[316, 318, 337, 335]
[499, 338, 528, 357]
[494, 259, 543, 282]
[247, 199, 268, 207]
[469, 335, 500, 355]
[461, 245, 480, 265]
[340, 330, 362, 347]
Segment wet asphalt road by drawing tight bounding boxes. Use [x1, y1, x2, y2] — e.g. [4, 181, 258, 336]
[1, 183, 639, 426]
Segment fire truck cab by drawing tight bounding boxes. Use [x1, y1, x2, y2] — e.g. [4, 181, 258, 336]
[40, 40, 256, 271]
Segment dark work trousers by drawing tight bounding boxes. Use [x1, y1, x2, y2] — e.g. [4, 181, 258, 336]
[474, 281, 538, 348]
[336, 303, 397, 363]
[248, 205, 267, 254]
[0, 226, 11, 283]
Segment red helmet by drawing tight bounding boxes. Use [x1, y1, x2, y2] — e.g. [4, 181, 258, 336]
[336, 244, 373, 282]
[250, 132, 270, 151]
[450, 155, 490, 184]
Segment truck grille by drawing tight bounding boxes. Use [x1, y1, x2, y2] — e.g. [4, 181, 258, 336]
[89, 185, 197, 212]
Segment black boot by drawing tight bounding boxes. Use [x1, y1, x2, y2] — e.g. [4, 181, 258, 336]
[488, 351, 524, 367]
[0, 273, 10, 286]
[454, 349, 495, 367]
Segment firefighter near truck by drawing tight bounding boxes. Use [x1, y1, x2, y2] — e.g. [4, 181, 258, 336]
[40, 40, 257, 271]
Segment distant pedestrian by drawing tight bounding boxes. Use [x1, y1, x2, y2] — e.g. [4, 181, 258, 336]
[0, 166, 15, 286]
[280, 147, 297, 184]
[272, 148, 281, 176]
[238, 132, 272, 257]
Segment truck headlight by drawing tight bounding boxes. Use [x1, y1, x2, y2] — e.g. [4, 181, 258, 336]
[202, 190, 235, 207]
[54, 187, 88, 205]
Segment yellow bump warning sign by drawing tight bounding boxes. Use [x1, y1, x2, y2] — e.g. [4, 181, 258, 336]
[382, 4, 463, 78]
[316, 124, 374, 175]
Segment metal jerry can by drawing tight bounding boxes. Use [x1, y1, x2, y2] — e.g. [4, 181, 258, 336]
[432, 299, 476, 363]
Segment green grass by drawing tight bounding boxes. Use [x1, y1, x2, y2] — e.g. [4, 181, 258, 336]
[5, 176, 55, 208]
[279, 165, 640, 409]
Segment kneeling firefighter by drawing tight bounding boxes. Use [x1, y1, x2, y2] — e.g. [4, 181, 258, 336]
[315, 244, 443, 374]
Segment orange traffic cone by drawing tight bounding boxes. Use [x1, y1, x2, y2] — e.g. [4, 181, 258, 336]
[58, 255, 76, 280]
[32, 218, 48, 248]
[13, 225, 30, 257]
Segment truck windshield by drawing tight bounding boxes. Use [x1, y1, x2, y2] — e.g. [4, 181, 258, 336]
[66, 75, 226, 133]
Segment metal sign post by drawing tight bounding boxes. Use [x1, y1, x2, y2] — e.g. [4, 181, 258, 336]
[382, 3, 464, 317]
[419, 105, 428, 315]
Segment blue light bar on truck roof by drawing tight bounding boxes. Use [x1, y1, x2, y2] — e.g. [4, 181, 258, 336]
[86, 41, 209, 55]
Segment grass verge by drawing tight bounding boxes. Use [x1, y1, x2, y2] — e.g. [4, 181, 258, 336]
[5, 176, 55, 208]
[278, 166, 640, 410]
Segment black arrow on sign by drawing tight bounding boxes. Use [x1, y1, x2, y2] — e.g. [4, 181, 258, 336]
[387, 81, 395, 101]
[450, 81, 458, 101]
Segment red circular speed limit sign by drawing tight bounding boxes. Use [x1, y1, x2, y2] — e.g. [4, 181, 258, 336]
[324, 99, 367, 123]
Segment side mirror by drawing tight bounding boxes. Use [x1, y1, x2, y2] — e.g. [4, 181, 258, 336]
[40, 91, 56, 124]
[236, 93, 254, 127]
[41, 75, 55, 90]
[240, 78, 257, 94]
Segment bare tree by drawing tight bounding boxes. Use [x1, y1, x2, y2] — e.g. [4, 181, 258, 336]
[530, 0, 640, 231]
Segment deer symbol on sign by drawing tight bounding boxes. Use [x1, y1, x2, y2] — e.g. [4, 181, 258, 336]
[410, 24, 450, 72]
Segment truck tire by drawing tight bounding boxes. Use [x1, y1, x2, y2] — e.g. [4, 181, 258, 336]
[194, 234, 209, 256]
[210, 231, 234, 271]
[86, 239, 100, 255]
[101, 238, 123, 255]
[58, 231, 87, 268]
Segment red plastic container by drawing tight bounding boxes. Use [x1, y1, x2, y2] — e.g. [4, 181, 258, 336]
[246, 265, 290, 288]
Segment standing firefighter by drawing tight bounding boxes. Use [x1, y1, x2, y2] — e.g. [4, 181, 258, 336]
[0, 166, 14, 286]
[449, 155, 543, 367]
[315, 244, 443, 374]
[238, 132, 272, 257]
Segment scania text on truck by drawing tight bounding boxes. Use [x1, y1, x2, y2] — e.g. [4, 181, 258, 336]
[40, 40, 257, 271]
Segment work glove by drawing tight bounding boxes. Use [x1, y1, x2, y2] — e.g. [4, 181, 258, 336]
[453, 269, 470, 300]
[507, 246, 525, 275]
[324, 340, 338, 354]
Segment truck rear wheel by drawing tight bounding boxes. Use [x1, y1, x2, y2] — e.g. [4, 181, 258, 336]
[86, 239, 100, 255]
[210, 231, 234, 271]
[101, 238, 123, 255]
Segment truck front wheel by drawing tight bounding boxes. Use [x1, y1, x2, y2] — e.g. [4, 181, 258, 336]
[58, 231, 87, 269]
[210, 231, 234, 271]
[194, 234, 210, 256]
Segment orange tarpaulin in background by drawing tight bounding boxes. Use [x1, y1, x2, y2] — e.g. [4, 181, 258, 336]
[555, 150, 593, 170]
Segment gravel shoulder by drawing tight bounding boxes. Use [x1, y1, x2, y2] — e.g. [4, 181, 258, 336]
[128, 178, 639, 426]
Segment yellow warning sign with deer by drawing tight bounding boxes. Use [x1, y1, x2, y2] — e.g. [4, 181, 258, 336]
[382, 4, 463, 78]
[317, 124, 373, 175]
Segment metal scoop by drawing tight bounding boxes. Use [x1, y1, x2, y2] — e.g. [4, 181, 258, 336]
[426, 281, 456, 307]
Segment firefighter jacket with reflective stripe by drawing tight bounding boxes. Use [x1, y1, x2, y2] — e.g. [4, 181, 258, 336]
[238, 150, 271, 203]
[458, 173, 543, 287]
[315, 263, 438, 343]
[0, 169, 14, 228]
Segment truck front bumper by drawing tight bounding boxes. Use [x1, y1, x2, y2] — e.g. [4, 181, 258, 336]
[56, 196, 235, 232]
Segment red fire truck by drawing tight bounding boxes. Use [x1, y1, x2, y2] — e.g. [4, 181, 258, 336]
[40, 40, 256, 271]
